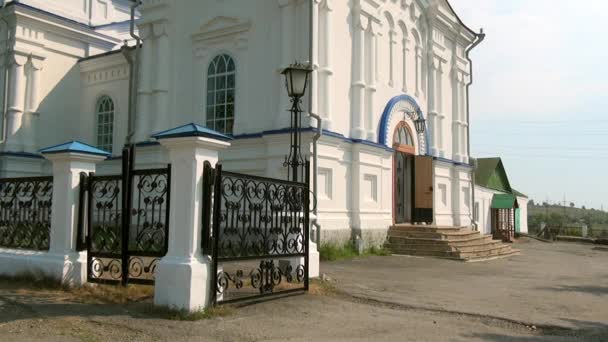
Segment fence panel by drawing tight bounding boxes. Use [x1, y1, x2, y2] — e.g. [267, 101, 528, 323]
[0, 177, 53, 251]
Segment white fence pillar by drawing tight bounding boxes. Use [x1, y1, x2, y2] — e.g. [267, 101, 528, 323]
[152, 124, 231, 312]
[40, 141, 109, 285]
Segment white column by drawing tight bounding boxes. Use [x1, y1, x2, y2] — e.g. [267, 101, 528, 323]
[154, 135, 230, 312]
[388, 29, 396, 87]
[460, 78, 468, 163]
[415, 46, 422, 97]
[428, 57, 438, 155]
[277, 0, 295, 129]
[4, 55, 27, 152]
[154, 22, 170, 134]
[366, 25, 377, 141]
[402, 37, 409, 93]
[319, 0, 333, 130]
[350, 13, 366, 139]
[42, 150, 107, 285]
[23, 59, 43, 153]
[311, 0, 320, 121]
[452, 70, 461, 161]
[136, 24, 155, 141]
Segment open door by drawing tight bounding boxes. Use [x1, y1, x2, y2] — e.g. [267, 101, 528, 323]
[414, 155, 433, 223]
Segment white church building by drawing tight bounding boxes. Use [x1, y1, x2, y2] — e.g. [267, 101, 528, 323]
[0, 0, 487, 249]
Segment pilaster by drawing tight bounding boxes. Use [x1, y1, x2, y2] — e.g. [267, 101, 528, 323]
[152, 124, 231, 311]
[350, 9, 366, 139]
[40, 141, 109, 285]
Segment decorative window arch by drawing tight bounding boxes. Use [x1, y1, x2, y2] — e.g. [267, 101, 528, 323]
[206, 54, 236, 134]
[95, 95, 114, 153]
[393, 122, 415, 154]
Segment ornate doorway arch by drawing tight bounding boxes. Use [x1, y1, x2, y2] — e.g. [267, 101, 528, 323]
[381, 96, 434, 225]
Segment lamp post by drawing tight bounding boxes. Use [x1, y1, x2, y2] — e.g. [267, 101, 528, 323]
[413, 109, 426, 134]
[282, 62, 313, 182]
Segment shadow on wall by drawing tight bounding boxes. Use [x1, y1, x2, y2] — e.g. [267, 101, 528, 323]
[35, 60, 128, 154]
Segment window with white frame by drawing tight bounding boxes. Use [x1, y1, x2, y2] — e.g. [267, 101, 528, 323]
[206, 54, 235, 134]
[96, 96, 114, 153]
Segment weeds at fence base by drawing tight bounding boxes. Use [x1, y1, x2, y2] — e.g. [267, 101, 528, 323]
[0, 271, 153, 304]
[320, 242, 391, 261]
[144, 305, 234, 321]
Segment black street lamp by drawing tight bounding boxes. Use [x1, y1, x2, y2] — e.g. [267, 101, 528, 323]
[282, 62, 313, 182]
[405, 108, 426, 134]
[413, 109, 426, 134]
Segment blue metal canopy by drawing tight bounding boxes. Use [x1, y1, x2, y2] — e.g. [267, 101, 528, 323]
[151, 123, 233, 142]
[39, 140, 111, 157]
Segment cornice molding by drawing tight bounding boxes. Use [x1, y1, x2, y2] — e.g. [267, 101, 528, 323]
[192, 16, 252, 58]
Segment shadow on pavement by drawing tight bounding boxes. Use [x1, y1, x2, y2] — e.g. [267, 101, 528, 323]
[464, 318, 608, 341]
[539, 285, 608, 296]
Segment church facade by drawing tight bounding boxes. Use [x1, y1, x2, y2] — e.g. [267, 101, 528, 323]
[0, 0, 483, 247]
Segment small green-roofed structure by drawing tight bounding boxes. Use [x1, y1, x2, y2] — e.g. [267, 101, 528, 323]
[474, 157, 526, 242]
[475, 157, 512, 193]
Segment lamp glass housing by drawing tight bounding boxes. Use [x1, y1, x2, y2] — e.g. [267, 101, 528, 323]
[282, 63, 312, 98]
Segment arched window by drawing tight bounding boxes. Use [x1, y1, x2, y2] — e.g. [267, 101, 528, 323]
[96, 96, 114, 153]
[393, 124, 414, 146]
[393, 122, 415, 155]
[206, 54, 235, 134]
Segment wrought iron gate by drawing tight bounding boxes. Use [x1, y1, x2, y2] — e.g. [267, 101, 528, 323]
[203, 162, 310, 304]
[78, 148, 171, 285]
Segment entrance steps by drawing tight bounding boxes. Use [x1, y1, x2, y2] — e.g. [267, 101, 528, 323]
[386, 224, 519, 262]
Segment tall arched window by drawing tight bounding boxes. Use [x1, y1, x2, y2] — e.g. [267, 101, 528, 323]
[393, 122, 415, 155]
[206, 54, 235, 134]
[96, 96, 114, 153]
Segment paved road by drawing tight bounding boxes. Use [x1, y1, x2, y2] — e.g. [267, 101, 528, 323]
[323, 239, 608, 333]
[0, 238, 606, 341]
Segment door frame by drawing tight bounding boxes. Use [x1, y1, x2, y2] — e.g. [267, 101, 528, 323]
[392, 122, 416, 225]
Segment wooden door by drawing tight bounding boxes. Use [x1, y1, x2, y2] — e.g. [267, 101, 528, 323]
[414, 155, 433, 223]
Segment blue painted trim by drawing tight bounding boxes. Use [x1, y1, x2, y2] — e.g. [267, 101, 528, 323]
[377, 95, 430, 155]
[0, 151, 45, 159]
[152, 123, 233, 142]
[39, 140, 111, 157]
[433, 156, 474, 168]
[232, 126, 394, 153]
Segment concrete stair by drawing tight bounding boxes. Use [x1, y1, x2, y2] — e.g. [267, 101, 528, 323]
[386, 224, 519, 262]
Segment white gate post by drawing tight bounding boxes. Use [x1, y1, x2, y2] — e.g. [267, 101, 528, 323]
[152, 124, 231, 312]
[40, 141, 109, 285]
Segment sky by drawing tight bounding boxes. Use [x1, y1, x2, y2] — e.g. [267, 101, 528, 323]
[449, 0, 608, 210]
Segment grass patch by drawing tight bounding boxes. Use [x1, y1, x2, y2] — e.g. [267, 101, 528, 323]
[309, 278, 341, 296]
[0, 272, 153, 305]
[0, 271, 65, 290]
[320, 242, 391, 261]
[144, 304, 233, 321]
[69, 284, 154, 305]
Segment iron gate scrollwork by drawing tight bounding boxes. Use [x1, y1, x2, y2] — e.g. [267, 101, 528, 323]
[206, 163, 310, 304]
[0, 177, 53, 251]
[83, 166, 171, 285]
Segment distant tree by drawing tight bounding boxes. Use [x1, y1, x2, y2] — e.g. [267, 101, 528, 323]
[570, 202, 575, 208]
[529, 199, 536, 206]
[542, 201, 549, 207]
[582, 205, 586, 210]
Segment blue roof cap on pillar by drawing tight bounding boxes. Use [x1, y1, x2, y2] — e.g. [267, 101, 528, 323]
[39, 141, 111, 157]
[151, 123, 233, 142]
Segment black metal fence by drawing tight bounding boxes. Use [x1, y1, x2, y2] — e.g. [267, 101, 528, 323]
[81, 165, 171, 285]
[0, 177, 53, 251]
[203, 162, 310, 304]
